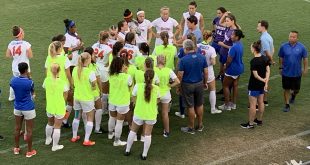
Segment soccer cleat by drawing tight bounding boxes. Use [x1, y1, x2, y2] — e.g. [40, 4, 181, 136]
[94, 129, 103, 134]
[124, 151, 131, 156]
[26, 150, 37, 158]
[113, 140, 127, 146]
[264, 101, 269, 107]
[211, 108, 222, 114]
[240, 122, 254, 129]
[13, 147, 20, 155]
[195, 125, 204, 132]
[0, 135, 4, 141]
[175, 112, 185, 118]
[52, 145, 64, 151]
[83, 140, 95, 146]
[62, 123, 71, 128]
[8, 97, 15, 102]
[163, 130, 169, 138]
[70, 136, 80, 143]
[181, 127, 195, 135]
[140, 154, 147, 160]
[229, 102, 237, 110]
[108, 132, 115, 140]
[283, 106, 290, 112]
[218, 104, 231, 111]
[253, 119, 263, 126]
[45, 137, 52, 145]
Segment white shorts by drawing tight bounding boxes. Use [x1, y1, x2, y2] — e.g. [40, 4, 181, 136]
[109, 104, 130, 114]
[207, 70, 215, 83]
[46, 112, 65, 120]
[133, 116, 156, 126]
[99, 66, 109, 82]
[74, 100, 95, 113]
[225, 73, 239, 80]
[14, 109, 36, 120]
[160, 92, 171, 104]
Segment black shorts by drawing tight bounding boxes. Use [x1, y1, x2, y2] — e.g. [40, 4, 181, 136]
[282, 76, 301, 90]
[181, 81, 204, 108]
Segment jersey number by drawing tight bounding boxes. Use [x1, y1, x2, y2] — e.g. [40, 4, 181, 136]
[12, 45, 22, 56]
[94, 48, 104, 59]
[123, 49, 134, 60]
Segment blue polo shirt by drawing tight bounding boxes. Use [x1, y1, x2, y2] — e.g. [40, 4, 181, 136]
[10, 76, 35, 111]
[177, 47, 202, 59]
[260, 31, 274, 56]
[226, 41, 244, 76]
[184, 28, 203, 44]
[278, 42, 308, 77]
[178, 52, 208, 83]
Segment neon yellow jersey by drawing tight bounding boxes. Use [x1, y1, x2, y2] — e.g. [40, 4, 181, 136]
[72, 67, 96, 101]
[134, 83, 159, 120]
[45, 55, 69, 85]
[154, 67, 172, 97]
[88, 63, 100, 98]
[153, 45, 177, 70]
[135, 55, 147, 71]
[127, 65, 137, 93]
[109, 73, 132, 106]
[43, 77, 67, 116]
[134, 69, 159, 85]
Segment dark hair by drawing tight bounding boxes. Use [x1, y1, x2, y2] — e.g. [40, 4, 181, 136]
[119, 49, 130, 66]
[112, 41, 124, 57]
[110, 57, 124, 76]
[258, 20, 269, 30]
[125, 32, 135, 43]
[252, 40, 262, 53]
[290, 30, 299, 35]
[12, 26, 20, 37]
[160, 31, 169, 48]
[99, 31, 109, 41]
[189, 1, 197, 7]
[217, 7, 227, 13]
[226, 13, 240, 29]
[123, 9, 132, 17]
[110, 25, 117, 30]
[52, 34, 66, 42]
[117, 20, 126, 32]
[233, 29, 245, 40]
[64, 19, 75, 32]
[84, 47, 94, 55]
[139, 42, 150, 55]
[144, 69, 154, 103]
[187, 15, 198, 25]
[18, 62, 29, 74]
[145, 57, 154, 69]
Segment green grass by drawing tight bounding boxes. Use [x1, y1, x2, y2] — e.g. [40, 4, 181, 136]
[0, 0, 310, 164]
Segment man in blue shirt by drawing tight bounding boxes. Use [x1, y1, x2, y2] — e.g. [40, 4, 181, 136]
[257, 20, 274, 106]
[278, 31, 308, 112]
[177, 39, 208, 134]
[10, 62, 37, 157]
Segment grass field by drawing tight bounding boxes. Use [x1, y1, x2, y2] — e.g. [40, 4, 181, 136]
[0, 0, 310, 164]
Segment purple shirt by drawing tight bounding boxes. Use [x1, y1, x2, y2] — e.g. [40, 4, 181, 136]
[212, 17, 226, 42]
[219, 28, 234, 56]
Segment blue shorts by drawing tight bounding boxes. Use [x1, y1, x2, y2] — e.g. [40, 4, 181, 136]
[248, 90, 264, 97]
[219, 53, 228, 64]
[211, 41, 221, 54]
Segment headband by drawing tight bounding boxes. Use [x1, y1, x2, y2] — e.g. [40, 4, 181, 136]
[16, 28, 24, 38]
[124, 12, 133, 19]
[137, 10, 145, 16]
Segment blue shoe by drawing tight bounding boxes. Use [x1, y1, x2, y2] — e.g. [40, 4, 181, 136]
[283, 106, 290, 112]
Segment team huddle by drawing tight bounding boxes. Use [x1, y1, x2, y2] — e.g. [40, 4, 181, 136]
[4, 1, 308, 160]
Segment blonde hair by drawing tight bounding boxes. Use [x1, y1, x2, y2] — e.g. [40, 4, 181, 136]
[157, 55, 166, 66]
[99, 31, 109, 42]
[202, 30, 213, 43]
[49, 41, 62, 58]
[77, 52, 91, 79]
[50, 63, 60, 79]
[160, 6, 169, 12]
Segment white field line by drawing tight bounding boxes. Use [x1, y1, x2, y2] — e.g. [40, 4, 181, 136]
[304, 0, 310, 3]
[206, 130, 310, 165]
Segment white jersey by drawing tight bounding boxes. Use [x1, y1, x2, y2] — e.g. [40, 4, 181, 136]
[64, 33, 81, 66]
[123, 43, 140, 65]
[152, 17, 179, 46]
[107, 39, 117, 49]
[136, 19, 152, 44]
[118, 32, 127, 41]
[92, 42, 112, 67]
[7, 40, 31, 73]
[197, 43, 217, 77]
[182, 12, 202, 35]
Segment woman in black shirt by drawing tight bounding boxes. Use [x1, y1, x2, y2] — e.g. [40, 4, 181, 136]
[241, 40, 270, 129]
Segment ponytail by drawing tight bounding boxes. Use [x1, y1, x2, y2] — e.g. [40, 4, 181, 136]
[50, 63, 60, 79]
[49, 41, 62, 58]
[77, 52, 91, 79]
[160, 31, 169, 48]
[144, 57, 154, 70]
[144, 69, 154, 102]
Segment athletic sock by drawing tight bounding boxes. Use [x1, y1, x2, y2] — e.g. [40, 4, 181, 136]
[84, 121, 93, 141]
[52, 129, 61, 147]
[114, 120, 124, 142]
[126, 131, 136, 152]
[95, 109, 103, 131]
[142, 135, 152, 157]
[82, 112, 87, 127]
[108, 116, 116, 133]
[72, 119, 80, 138]
[209, 90, 216, 110]
[45, 124, 53, 140]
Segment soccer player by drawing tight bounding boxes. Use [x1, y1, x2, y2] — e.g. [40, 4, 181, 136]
[151, 6, 181, 46]
[6, 26, 33, 101]
[135, 9, 153, 46]
[108, 25, 119, 48]
[71, 53, 96, 146]
[197, 31, 222, 114]
[43, 63, 69, 151]
[211, 7, 227, 54]
[117, 20, 129, 42]
[218, 29, 245, 111]
[179, 1, 204, 36]
[108, 57, 132, 146]
[135, 43, 150, 70]
[11, 63, 36, 158]
[124, 70, 160, 160]
[240, 40, 270, 129]
[123, 32, 140, 65]
[278, 31, 308, 112]
[155, 55, 180, 137]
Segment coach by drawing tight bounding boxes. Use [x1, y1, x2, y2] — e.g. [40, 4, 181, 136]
[177, 39, 208, 134]
[278, 31, 308, 112]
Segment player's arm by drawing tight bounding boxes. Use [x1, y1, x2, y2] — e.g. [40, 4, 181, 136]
[179, 17, 185, 37]
[6, 48, 12, 58]
[199, 15, 204, 32]
[147, 27, 153, 45]
[27, 48, 33, 58]
[173, 24, 182, 41]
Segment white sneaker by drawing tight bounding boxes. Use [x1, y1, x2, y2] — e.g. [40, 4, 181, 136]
[218, 104, 231, 111]
[307, 146, 310, 150]
[45, 138, 52, 145]
[113, 140, 127, 146]
[211, 109, 222, 114]
[229, 102, 237, 110]
[8, 97, 15, 101]
[140, 136, 145, 142]
[175, 112, 185, 118]
[52, 145, 64, 151]
[108, 132, 115, 140]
